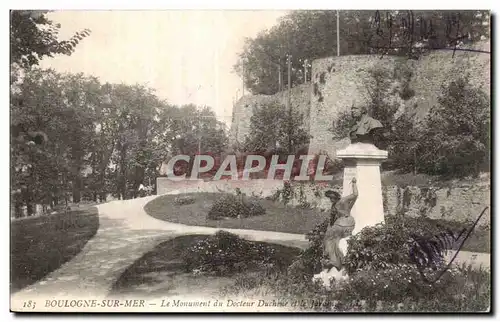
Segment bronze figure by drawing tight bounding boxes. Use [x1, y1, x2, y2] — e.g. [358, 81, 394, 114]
[348, 105, 384, 145]
[323, 178, 358, 271]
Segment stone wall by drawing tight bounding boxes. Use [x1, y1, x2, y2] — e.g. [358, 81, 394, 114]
[156, 178, 284, 197]
[307, 41, 490, 158]
[277, 181, 491, 228]
[229, 83, 311, 147]
[308, 55, 397, 158]
[230, 42, 490, 157]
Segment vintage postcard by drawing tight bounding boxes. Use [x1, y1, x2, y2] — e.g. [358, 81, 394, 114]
[10, 9, 491, 313]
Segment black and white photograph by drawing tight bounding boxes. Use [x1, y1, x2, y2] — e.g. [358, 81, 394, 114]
[9, 8, 491, 313]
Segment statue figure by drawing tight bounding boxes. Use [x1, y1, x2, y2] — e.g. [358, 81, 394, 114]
[348, 104, 384, 145]
[322, 178, 358, 272]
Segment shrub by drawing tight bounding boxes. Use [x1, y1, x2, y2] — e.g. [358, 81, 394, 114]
[270, 181, 296, 205]
[288, 218, 330, 278]
[220, 212, 491, 312]
[343, 216, 449, 274]
[182, 230, 299, 276]
[223, 211, 490, 312]
[335, 264, 447, 303]
[330, 263, 491, 312]
[416, 75, 490, 178]
[290, 213, 435, 279]
[291, 214, 462, 280]
[226, 261, 490, 312]
[173, 196, 196, 206]
[207, 194, 265, 220]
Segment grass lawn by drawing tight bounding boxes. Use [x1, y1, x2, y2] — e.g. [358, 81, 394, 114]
[145, 193, 328, 235]
[145, 193, 490, 253]
[10, 207, 99, 293]
[110, 234, 301, 298]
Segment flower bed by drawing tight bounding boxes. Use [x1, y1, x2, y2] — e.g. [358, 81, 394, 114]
[223, 217, 491, 312]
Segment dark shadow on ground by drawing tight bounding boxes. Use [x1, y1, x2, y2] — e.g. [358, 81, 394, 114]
[11, 213, 179, 298]
[109, 235, 301, 299]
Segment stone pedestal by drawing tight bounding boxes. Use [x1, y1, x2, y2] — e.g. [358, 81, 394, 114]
[336, 142, 388, 235]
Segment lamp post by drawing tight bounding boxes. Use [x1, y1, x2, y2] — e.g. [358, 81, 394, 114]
[242, 64, 245, 97]
[287, 54, 292, 153]
[278, 57, 282, 91]
[337, 10, 340, 56]
[302, 59, 311, 83]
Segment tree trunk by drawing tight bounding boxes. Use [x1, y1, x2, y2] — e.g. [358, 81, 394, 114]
[72, 175, 82, 203]
[22, 187, 34, 216]
[99, 191, 106, 202]
[132, 165, 145, 199]
[70, 146, 84, 204]
[14, 196, 23, 218]
[96, 142, 115, 204]
[26, 201, 33, 216]
[52, 191, 59, 207]
[116, 143, 128, 200]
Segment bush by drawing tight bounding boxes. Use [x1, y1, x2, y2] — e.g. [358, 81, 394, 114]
[416, 75, 490, 178]
[336, 264, 446, 302]
[330, 263, 490, 311]
[224, 213, 491, 312]
[220, 212, 491, 312]
[226, 261, 490, 312]
[288, 218, 330, 279]
[207, 194, 265, 220]
[182, 230, 299, 276]
[173, 196, 196, 206]
[343, 215, 452, 274]
[290, 214, 464, 280]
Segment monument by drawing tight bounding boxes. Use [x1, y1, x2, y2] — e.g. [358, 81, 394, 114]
[313, 104, 388, 287]
[337, 104, 387, 235]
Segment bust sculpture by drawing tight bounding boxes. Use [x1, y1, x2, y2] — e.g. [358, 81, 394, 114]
[348, 104, 384, 145]
[322, 178, 358, 272]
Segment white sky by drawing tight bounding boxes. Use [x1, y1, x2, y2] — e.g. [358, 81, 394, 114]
[39, 10, 288, 125]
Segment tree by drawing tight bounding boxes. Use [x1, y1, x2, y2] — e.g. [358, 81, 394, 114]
[243, 101, 310, 154]
[235, 10, 489, 95]
[367, 10, 490, 58]
[157, 104, 228, 179]
[11, 66, 230, 211]
[10, 10, 91, 213]
[416, 75, 490, 177]
[10, 10, 90, 70]
[11, 69, 101, 212]
[234, 11, 375, 95]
